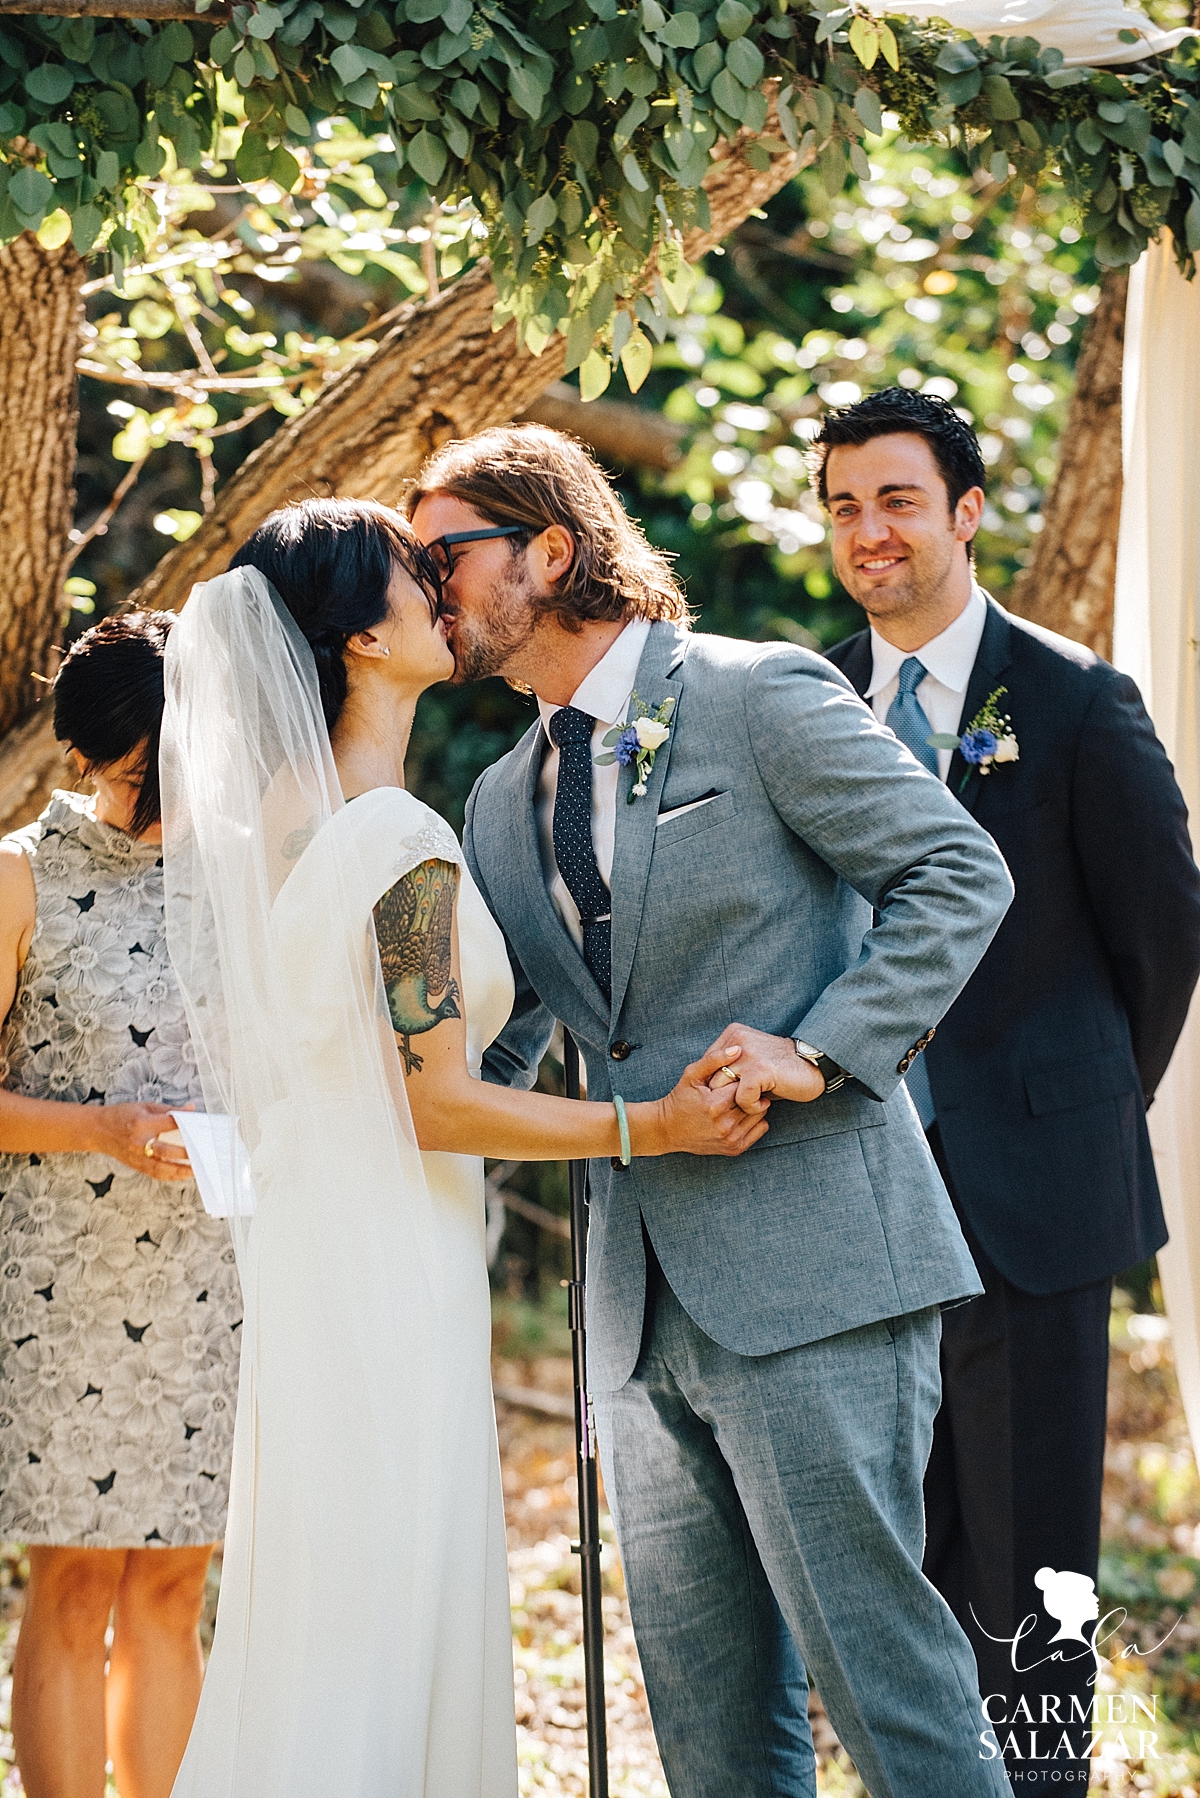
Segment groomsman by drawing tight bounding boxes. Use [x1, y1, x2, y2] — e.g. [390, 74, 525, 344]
[821, 388, 1200, 1789]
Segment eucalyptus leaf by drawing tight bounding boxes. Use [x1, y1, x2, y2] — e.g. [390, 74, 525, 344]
[567, 117, 599, 166]
[579, 348, 612, 401]
[692, 39, 722, 89]
[981, 73, 1021, 120]
[247, 6, 284, 38]
[70, 202, 103, 251]
[25, 64, 74, 104]
[9, 166, 51, 216]
[564, 311, 595, 373]
[853, 84, 882, 136]
[935, 40, 979, 74]
[711, 67, 748, 121]
[331, 43, 368, 83]
[715, 0, 753, 41]
[614, 96, 650, 151]
[725, 35, 763, 87]
[524, 189, 557, 243]
[659, 12, 700, 49]
[407, 127, 447, 185]
[620, 326, 652, 391]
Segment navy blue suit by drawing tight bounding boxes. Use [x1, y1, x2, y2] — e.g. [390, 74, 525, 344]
[828, 597, 1200, 1788]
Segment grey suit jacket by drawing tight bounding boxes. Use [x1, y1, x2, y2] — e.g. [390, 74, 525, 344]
[463, 621, 1015, 1390]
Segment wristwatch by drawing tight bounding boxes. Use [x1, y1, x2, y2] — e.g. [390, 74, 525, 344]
[793, 1039, 847, 1095]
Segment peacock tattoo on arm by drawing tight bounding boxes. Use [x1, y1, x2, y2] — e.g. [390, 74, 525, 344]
[374, 857, 462, 1075]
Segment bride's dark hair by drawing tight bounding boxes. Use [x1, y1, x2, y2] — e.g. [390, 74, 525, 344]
[229, 498, 442, 732]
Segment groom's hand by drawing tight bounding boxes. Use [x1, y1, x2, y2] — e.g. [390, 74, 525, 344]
[650, 1042, 772, 1157]
[705, 1025, 827, 1111]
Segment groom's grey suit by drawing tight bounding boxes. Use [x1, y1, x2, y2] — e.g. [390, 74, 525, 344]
[464, 619, 1014, 1796]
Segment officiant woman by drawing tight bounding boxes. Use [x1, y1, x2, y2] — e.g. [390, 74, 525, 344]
[0, 612, 241, 1798]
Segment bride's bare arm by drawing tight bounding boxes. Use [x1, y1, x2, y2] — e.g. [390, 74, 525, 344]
[375, 858, 768, 1160]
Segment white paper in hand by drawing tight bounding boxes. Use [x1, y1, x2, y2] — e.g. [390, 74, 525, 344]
[170, 1112, 256, 1218]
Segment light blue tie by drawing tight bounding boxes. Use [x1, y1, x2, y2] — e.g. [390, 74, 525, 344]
[886, 656, 938, 777]
[886, 657, 937, 1128]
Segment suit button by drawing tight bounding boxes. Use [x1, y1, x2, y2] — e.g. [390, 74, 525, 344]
[897, 1056, 912, 1074]
[610, 1041, 631, 1061]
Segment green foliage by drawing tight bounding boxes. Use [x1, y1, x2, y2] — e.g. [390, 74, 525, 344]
[0, 1, 1197, 373]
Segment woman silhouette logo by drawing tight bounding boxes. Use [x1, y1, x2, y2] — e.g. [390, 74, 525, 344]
[1034, 1567, 1100, 1644]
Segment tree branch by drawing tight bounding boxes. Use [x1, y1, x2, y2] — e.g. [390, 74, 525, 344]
[0, 0, 226, 14]
[63, 455, 145, 572]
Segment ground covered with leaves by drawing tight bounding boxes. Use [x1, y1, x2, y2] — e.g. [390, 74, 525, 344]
[0, 1304, 1194, 1793]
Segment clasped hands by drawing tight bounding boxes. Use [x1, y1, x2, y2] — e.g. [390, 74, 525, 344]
[656, 1025, 825, 1159]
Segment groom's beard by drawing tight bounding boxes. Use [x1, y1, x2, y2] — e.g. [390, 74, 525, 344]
[446, 561, 540, 685]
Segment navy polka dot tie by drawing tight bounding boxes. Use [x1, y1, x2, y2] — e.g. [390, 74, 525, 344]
[549, 705, 612, 1000]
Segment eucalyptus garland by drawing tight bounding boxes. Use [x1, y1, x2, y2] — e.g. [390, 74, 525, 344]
[0, 0, 1197, 395]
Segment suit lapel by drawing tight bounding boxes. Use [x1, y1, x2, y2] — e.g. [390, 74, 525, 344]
[502, 719, 611, 1029]
[833, 630, 872, 699]
[608, 621, 689, 1024]
[947, 597, 1013, 815]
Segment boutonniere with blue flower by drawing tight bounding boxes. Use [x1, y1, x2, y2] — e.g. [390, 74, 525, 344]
[929, 686, 1019, 795]
[597, 693, 677, 802]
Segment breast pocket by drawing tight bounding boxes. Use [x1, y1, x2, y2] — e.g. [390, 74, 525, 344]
[652, 789, 737, 847]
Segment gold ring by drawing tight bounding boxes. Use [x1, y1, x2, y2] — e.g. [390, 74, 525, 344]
[144, 1139, 156, 1158]
[714, 1065, 741, 1086]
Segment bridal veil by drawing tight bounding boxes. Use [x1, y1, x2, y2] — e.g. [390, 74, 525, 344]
[161, 568, 492, 1794]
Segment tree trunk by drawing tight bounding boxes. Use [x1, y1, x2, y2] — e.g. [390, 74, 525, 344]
[0, 111, 805, 833]
[1006, 269, 1128, 659]
[0, 235, 83, 743]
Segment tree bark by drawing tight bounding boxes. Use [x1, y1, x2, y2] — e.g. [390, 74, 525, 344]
[1006, 269, 1128, 659]
[0, 235, 83, 741]
[0, 115, 804, 833]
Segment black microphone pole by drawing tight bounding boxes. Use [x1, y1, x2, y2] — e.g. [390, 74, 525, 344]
[563, 1027, 609, 1798]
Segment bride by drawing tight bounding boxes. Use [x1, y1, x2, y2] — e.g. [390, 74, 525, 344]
[159, 497, 767, 1796]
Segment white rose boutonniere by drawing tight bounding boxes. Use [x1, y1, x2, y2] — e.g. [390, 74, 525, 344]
[597, 693, 677, 801]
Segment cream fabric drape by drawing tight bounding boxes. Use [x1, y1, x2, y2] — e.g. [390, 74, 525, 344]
[891, 0, 1193, 65]
[1112, 235, 1200, 1454]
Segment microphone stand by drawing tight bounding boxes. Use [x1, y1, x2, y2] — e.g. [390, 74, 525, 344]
[563, 1028, 609, 1798]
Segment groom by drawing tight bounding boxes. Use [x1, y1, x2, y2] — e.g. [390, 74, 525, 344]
[411, 424, 1014, 1796]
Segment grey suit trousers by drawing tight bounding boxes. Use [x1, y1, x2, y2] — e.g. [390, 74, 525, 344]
[593, 1246, 1009, 1798]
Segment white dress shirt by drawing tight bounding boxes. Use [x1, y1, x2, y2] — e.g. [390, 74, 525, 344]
[536, 617, 652, 949]
[866, 584, 989, 782]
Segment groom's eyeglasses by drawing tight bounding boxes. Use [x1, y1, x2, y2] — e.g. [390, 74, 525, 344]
[425, 526, 527, 583]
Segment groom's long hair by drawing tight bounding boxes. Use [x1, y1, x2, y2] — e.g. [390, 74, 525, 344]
[409, 424, 690, 633]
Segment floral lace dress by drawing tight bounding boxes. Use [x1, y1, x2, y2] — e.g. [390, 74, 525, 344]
[0, 790, 241, 1548]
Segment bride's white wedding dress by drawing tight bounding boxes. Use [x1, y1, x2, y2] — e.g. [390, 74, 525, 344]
[162, 571, 518, 1796]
